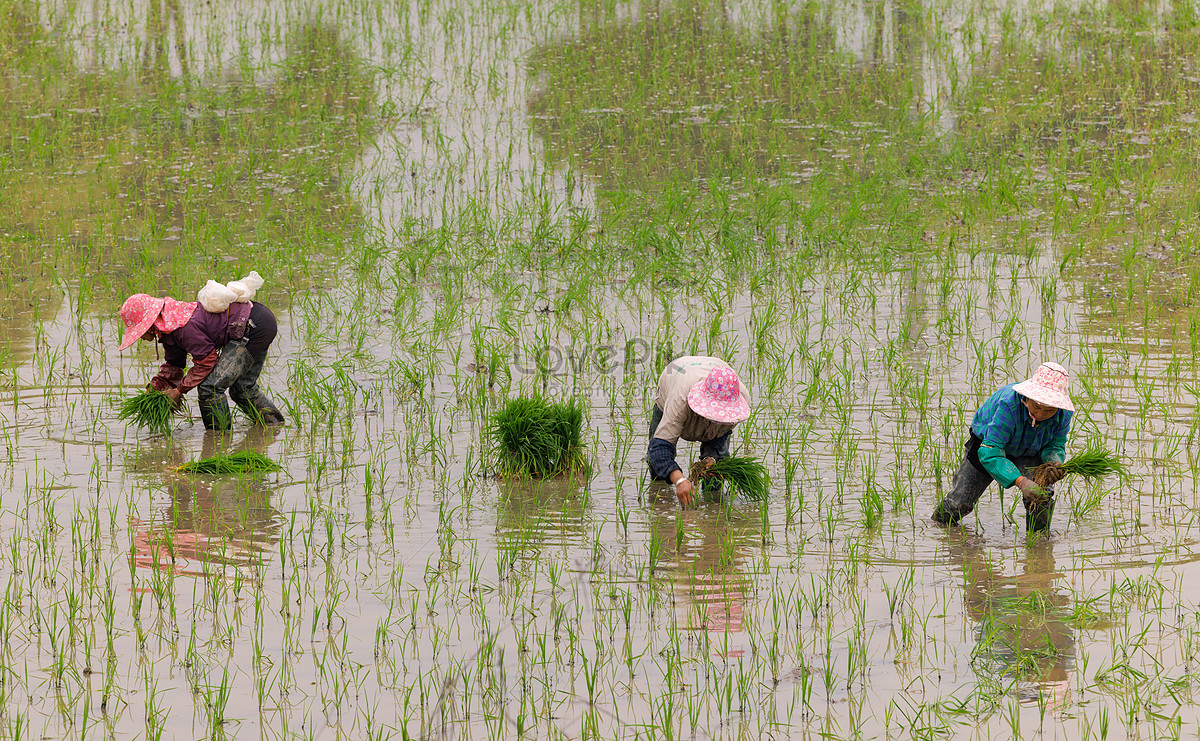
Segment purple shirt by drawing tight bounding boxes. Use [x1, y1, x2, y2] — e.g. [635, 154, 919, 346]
[162, 308, 232, 366]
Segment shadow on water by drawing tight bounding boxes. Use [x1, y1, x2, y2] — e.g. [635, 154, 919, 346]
[130, 425, 284, 579]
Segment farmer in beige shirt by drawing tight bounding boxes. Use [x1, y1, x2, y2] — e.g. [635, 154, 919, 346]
[648, 356, 751, 507]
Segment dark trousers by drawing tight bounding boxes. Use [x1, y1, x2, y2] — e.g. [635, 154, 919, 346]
[934, 444, 1056, 530]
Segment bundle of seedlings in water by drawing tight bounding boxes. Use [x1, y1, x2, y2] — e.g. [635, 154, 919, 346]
[177, 452, 281, 474]
[117, 390, 180, 436]
[690, 456, 770, 502]
[487, 396, 586, 478]
[1031, 445, 1127, 489]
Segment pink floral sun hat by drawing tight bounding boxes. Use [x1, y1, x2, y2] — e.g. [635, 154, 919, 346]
[687, 366, 751, 424]
[1012, 361, 1075, 412]
[118, 294, 165, 350]
[118, 294, 198, 350]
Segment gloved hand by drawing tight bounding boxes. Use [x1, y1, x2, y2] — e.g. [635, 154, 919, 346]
[1016, 476, 1047, 504]
[1039, 462, 1067, 486]
[162, 387, 184, 411]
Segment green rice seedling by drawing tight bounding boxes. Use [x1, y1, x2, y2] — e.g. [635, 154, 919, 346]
[176, 453, 282, 475]
[691, 456, 769, 502]
[116, 390, 179, 436]
[1032, 446, 1127, 488]
[486, 396, 587, 478]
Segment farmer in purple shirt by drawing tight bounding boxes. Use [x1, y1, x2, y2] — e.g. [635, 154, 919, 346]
[932, 362, 1074, 532]
[118, 294, 284, 430]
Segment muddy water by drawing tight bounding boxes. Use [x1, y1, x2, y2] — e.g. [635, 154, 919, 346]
[4, 0, 1200, 738]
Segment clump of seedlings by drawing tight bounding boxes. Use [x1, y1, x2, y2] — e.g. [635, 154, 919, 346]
[487, 396, 587, 478]
[690, 456, 769, 502]
[177, 452, 281, 474]
[1032, 445, 1126, 488]
[116, 390, 180, 436]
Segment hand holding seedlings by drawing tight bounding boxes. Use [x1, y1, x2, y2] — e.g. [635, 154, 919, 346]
[116, 389, 182, 436]
[932, 362, 1075, 532]
[162, 387, 184, 411]
[670, 472, 696, 508]
[646, 357, 751, 509]
[117, 279, 285, 431]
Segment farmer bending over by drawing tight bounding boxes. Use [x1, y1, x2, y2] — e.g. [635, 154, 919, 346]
[932, 362, 1073, 532]
[648, 356, 750, 508]
[118, 294, 285, 430]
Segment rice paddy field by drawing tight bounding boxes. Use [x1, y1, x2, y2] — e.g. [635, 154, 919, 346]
[4, 0, 1200, 737]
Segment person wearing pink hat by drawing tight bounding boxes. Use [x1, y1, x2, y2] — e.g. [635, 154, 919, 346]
[932, 362, 1075, 532]
[118, 293, 284, 430]
[648, 356, 751, 508]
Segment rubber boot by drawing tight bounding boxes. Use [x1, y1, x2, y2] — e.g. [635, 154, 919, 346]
[198, 395, 233, 431]
[236, 391, 284, 426]
[932, 502, 962, 525]
[1025, 497, 1055, 533]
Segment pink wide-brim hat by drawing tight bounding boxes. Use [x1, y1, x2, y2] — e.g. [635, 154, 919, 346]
[1013, 361, 1075, 412]
[118, 294, 165, 350]
[687, 366, 751, 425]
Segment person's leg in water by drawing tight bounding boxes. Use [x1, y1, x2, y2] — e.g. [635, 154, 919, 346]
[1014, 456, 1056, 532]
[932, 455, 994, 525]
[196, 339, 255, 430]
[229, 350, 284, 424]
[231, 303, 284, 425]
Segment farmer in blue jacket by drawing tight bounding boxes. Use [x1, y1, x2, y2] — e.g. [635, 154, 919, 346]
[933, 362, 1074, 531]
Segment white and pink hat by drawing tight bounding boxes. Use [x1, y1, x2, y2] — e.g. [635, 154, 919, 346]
[687, 366, 751, 425]
[118, 294, 198, 350]
[1013, 361, 1075, 412]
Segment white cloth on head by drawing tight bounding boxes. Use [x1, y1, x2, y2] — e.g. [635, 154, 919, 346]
[197, 271, 264, 313]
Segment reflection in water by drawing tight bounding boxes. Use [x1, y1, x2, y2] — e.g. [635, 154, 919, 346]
[496, 476, 590, 566]
[141, 0, 189, 79]
[0, 14, 375, 365]
[133, 426, 283, 578]
[647, 482, 756, 652]
[947, 533, 1074, 706]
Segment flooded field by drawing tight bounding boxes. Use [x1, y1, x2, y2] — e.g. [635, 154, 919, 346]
[3, 0, 1200, 737]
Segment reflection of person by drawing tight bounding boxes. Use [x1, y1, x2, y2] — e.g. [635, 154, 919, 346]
[647, 357, 750, 508]
[118, 292, 284, 430]
[647, 492, 751, 649]
[933, 362, 1074, 531]
[948, 534, 1074, 706]
[134, 427, 283, 576]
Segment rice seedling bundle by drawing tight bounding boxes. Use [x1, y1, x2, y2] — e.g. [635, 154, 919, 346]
[1032, 445, 1126, 488]
[487, 397, 586, 478]
[692, 455, 770, 502]
[117, 390, 179, 436]
[177, 452, 281, 474]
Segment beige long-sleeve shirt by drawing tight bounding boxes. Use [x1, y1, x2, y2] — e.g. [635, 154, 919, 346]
[652, 356, 748, 444]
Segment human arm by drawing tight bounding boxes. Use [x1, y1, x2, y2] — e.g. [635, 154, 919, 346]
[178, 349, 221, 393]
[648, 438, 694, 508]
[149, 363, 184, 391]
[1038, 411, 1072, 465]
[977, 444, 1023, 489]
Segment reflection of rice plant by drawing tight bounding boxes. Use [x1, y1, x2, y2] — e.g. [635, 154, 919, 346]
[177, 452, 281, 474]
[487, 397, 586, 478]
[117, 390, 179, 436]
